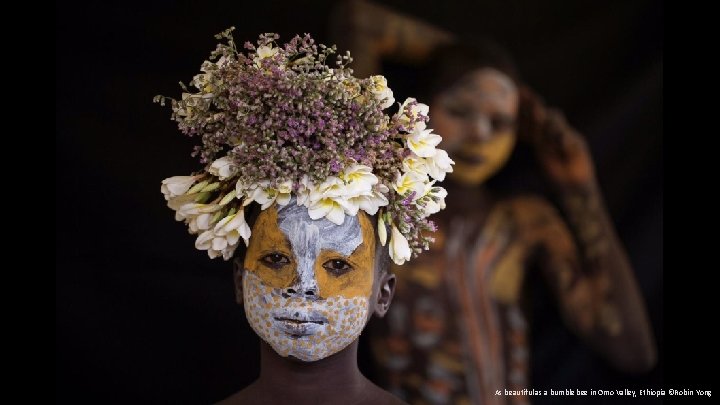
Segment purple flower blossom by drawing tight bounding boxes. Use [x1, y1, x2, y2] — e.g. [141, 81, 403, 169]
[402, 191, 416, 206]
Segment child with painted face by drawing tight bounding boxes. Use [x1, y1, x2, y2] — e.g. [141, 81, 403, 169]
[157, 29, 453, 405]
[240, 202, 387, 362]
[223, 202, 403, 404]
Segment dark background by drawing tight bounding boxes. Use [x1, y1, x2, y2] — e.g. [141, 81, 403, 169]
[57, 1, 662, 403]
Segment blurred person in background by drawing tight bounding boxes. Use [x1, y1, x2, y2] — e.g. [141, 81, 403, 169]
[331, 2, 657, 404]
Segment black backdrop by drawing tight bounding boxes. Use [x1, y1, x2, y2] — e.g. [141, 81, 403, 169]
[57, 1, 662, 403]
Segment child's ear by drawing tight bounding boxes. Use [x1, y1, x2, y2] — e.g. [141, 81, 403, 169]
[374, 272, 396, 318]
[233, 258, 244, 305]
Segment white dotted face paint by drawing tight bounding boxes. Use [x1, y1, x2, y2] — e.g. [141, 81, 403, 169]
[242, 203, 376, 362]
[243, 272, 370, 361]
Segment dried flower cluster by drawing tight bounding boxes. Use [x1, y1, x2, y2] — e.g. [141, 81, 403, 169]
[156, 28, 453, 264]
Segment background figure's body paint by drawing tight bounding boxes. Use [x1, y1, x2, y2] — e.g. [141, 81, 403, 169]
[243, 202, 376, 362]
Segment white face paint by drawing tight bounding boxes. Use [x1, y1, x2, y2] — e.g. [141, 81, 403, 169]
[243, 203, 376, 362]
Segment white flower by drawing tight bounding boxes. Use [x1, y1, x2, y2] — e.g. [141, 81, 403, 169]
[393, 171, 427, 201]
[309, 175, 347, 201]
[389, 225, 411, 265]
[307, 197, 346, 225]
[188, 213, 213, 233]
[209, 157, 238, 180]
[178, 203, 221, 217]
[257, 45, 278, 59]
[176, 203, 221, 221]
[174, 202, 219, 231]
[407, 127, 442, 158]
[194, 209, 251, 259]
[369, 75, 395, 109]
[200, 60, 214, 73]
[247, 185, 272, 209]
[425, 148, 455, 181]
[235, 179, 255, 205]
[342, 79, 362, 98]
[398, 98, 430, 131]
[191, 59, 220, 94]
[306, 177, 354, 224]
[195, 230, 215, 250]
[216, 56, 230, 67]
[345, 183, 389, 216]
[247, 180, 293, 209]
[161, 176, 198, 200]
[361, 184, 390, 215]
[339, 164, 378, 196]
[295, 175, 313, 207]
[336, 198, 361, 217]
[305, 166, 387, 222]
[273, 180, 294, 206]
[378, 215, 388, 246]
[289, 54, 315, 66]
[254, 45, 279, 67]
[419, 182, 448, 216]
[191, 72, 212, 93]
[194, 229, 239, 260]
[311, 176, 345, 201]
[214, 210, 252, 247]
[402, 155, 430, 176]
[167, 194, 198, 212]
[220, 243, 239, 260]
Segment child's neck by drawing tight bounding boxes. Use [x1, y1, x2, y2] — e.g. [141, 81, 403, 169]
[253, 340, 370, 404]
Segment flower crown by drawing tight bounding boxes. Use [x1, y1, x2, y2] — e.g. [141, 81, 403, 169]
[156, 28, 453, 265]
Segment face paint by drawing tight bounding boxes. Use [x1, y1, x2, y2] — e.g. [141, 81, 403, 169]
[431, 68, 519, 186]
[243, 203, 376, 362]
[450, 132, 516, 185]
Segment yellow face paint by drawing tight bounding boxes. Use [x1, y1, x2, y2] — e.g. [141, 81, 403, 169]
[431, 68, 519, 186]
[244, 207, 296, 289]
[242, 202, 376, 362]
[244, 205, 375, 299]
[313, 212, 375, 299]
[450, 131, 516, 186]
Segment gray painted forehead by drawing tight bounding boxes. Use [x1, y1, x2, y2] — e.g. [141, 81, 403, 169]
[450, 67, 517, 99]
[276, 202, 362, 257]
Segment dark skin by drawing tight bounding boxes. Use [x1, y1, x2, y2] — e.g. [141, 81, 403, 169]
[515, 86, 656, 371]
[373, 77, 655, 405]
[218, 251, 405, 405]
[517, 86, 597, 188]
[435, 78, 656, 372]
